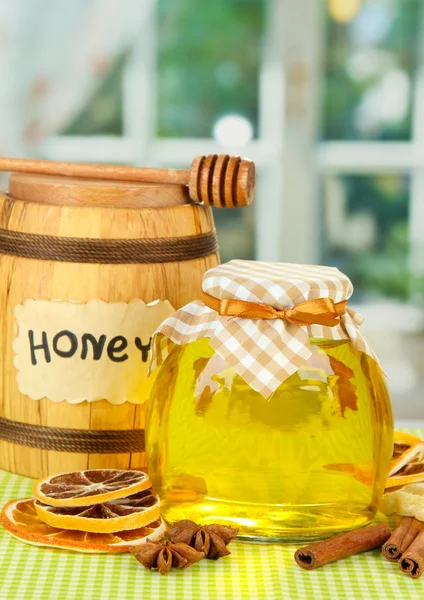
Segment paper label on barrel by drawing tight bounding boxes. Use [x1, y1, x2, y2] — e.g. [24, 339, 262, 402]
[13, 298, 175, 404]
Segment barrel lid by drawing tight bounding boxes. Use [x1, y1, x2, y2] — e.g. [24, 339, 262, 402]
[8, 173, 191, 208]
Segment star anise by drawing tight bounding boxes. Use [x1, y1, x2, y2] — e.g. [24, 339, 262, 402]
[167, 520, 238, 560]
[130, 539, 204, 575]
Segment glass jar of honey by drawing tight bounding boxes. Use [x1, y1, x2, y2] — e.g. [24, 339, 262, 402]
[146, 261, 393, 542]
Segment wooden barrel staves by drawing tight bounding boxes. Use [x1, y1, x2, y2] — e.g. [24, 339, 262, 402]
[0, 173, 220, 478]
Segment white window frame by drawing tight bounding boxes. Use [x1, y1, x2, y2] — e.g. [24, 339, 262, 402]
[279, 1, 423, 312]
[36, 0, 423, 292]
[37, 0, 284, 264]
[315, 3, 424, 292]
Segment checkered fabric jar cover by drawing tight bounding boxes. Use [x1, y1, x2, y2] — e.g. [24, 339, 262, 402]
[151, 260, 379, 398]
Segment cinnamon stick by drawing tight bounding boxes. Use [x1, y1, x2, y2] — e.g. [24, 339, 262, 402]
[401, 517, 424, 551]
[383, 517, 424, 562]
[294, 524, 391, 570]
[399, 531, 424, 579]
[382, 516, 414, 561]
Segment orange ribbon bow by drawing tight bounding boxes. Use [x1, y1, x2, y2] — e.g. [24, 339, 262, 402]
[202, 292, 347, 328]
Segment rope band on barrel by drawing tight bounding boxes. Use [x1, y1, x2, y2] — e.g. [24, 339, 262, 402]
[0, 229, 219, 264]
[0, 417, 145, 454]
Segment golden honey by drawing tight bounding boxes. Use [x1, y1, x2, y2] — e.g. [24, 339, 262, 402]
[146, 337, 393, 542]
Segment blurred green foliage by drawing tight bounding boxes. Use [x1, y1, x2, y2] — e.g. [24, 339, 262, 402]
[322, 0, 420, 140]
[323, 174, 410, 300]
[66, 0, 264, 140]
[157, 0, 264, 138]
[213, 205, 255, 262]
[64, 53, 125, 136]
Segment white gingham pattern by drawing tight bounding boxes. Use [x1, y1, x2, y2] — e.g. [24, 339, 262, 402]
[151, 260, 379, 398]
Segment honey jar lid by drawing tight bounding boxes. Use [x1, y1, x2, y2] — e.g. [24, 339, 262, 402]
[151, 260, 380, 398]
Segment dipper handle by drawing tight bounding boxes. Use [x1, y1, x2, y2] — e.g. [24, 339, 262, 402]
[0, 154, 255, 208]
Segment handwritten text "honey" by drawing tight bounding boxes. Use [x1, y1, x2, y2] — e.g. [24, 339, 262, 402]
[27, 330, 152, 365]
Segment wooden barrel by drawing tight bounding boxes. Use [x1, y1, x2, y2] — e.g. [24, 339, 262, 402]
[0, 173, 219, 478]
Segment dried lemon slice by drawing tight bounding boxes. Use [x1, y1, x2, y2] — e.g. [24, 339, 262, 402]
[386, 431, 424, 489]
[1, 498, 166, 553]
[33, 469, 151, 507]
[382, 483, 424, 521]
[34, 488, 160, 533]
[393, 431, 423, 447]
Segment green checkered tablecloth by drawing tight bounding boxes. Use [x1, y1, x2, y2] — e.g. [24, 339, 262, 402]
[1, 431, 424, 599]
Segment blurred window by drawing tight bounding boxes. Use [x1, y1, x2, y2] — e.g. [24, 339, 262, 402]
[64, 54, 126, 136]
[46, 0, 424, 304]
[319, 0, 423, 304]
[213, 204, 256, 263]
[156, 0, 264, 139]
[322, 0, 420, 141]
[55, 0, 267, 263]
[321, 174, 410, 300]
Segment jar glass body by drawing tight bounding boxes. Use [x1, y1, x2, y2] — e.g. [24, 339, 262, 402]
[146, 337, 393, 542]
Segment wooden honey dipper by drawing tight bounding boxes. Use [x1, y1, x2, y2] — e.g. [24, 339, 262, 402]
[0, 153, 255, 208]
